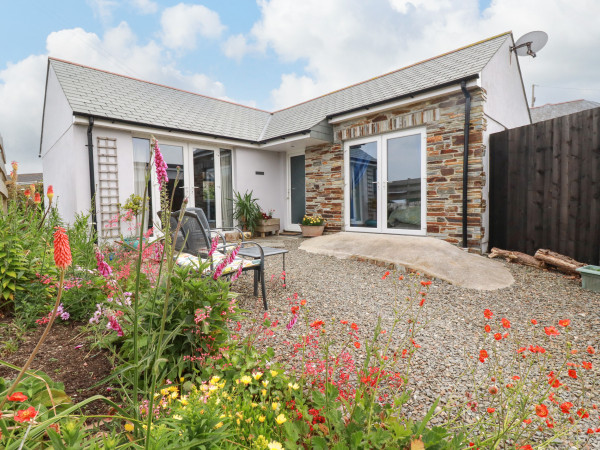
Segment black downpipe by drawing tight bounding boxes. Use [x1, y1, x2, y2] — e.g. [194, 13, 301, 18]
[86, 117, 98, 240]
[460, 81, 471, 249]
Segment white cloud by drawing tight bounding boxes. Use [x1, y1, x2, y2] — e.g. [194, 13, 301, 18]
[0, 23, 228, 172]
[86, 0, 118, 22]
[238, 0, 600, 109]
[130, 0, 158, 14]
[160, 3, 225, 51]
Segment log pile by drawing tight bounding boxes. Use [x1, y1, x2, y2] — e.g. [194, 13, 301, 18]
[489, 247, 585, 276]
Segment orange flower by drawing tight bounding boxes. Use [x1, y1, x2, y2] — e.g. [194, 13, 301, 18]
[34, 193, 41, 204]
[23, 188, 31, 198]
[560, 402, 573, 414]
[354, 342, 360, 349]
[310, 320, 324, 328]
[535, 404, 548, 418]
[523, 418, 532, 424]
[53, 227, 72, 269]
[487, 407, 495, 413]
[587, 345, 596, 355]
[300, 299, 306, 306]
[398, 275, 404, 280]
[479, 349, 489, 363]
[7, 391, 28, 402]
[568, 369, 577, 379]
[47, 185, 54, 202]
[488, 385, 498, 395]
[501, 318, 511, 329]
[558, 319, 570, 327]
[484, 324, 491, 333]
[544, 326, 559, 336]
[530, 319, 538, 325]
[14, 406, 37, 423]
[420, 280, 432, 286]
[381, 271, 390, 280]
[483, 309, 493, 319]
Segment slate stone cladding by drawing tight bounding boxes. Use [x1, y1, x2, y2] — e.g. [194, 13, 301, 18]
[303, 88, 487, 251]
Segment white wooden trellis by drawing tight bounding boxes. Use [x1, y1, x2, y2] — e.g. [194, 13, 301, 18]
[97, 137, 120, 239]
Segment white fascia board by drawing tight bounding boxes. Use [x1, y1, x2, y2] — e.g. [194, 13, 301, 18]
[259, 133, 310, 149]
[72, 116, 260, 149]
[328, 79, 480, 124]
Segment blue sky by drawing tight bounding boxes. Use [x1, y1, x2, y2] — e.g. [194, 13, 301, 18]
[2, 0, 599, 172]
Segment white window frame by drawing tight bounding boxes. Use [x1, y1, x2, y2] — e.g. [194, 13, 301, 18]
[343, 127, 427, 236]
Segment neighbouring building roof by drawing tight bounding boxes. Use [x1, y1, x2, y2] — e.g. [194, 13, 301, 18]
[530, 99, 600, 123]
[48, 32, 511, 144]
[16, 172, 43, 185]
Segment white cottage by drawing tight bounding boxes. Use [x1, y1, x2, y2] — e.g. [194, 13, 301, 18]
[40, 32, 530, 252]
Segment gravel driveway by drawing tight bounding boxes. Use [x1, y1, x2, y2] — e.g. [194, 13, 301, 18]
[232, 235, 600, 446]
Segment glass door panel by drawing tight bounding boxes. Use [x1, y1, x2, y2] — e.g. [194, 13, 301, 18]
[161, 144, 185, 212]
[193, 149, 216, 227]
[385, 134, 421, 230]
[220, 150, 233, 227]
[349, 141, 378, 228]
[133, 138, 152, 230]
[290, 155, 305, 225]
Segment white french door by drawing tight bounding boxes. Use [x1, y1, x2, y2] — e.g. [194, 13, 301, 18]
[286, 151, 306, 232]
[344, 128, 427, 235]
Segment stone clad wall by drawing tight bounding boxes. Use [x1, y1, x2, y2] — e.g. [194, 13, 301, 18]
[303, 88, 487, 251]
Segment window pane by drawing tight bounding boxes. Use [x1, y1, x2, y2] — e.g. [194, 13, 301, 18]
[132, 138, 152, 229]
[161, 144, 185, 212]
[193, 149, 215, 226]
[290, 155, 305, 224]
[386, 134, 421, 230]
[349, 141, 378, 228]
[220, 149, 233, 227]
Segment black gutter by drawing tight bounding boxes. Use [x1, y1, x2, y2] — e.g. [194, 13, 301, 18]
[460, 81, 471, 249]
[86, 117, 98, 240]
[326, 75, 479, 120]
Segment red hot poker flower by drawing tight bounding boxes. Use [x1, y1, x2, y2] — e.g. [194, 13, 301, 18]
[483, 309, 493, 319]
[34, 193, 41, 204]
[544, 326, 559, 336]
[7, 391, 28, 402]
[47, 185, 54, 202]
[535, 404, 549, 418]
[558, 319, 570, 327]
[501, 318, 511, 329]
[14, 406, 37, 423]
[53, 227, 72, 269]
[24, 189, 31, 197]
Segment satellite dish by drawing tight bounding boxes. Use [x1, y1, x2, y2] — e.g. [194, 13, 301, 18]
[511, 31, 548, 58]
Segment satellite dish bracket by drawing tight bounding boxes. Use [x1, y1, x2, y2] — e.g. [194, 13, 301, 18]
[511, 41, 537, 58]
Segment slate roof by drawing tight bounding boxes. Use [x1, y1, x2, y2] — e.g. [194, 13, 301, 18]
[530, 99, 600, 123]
[16, 172, 43, 185]
[48, 32, 511, 144]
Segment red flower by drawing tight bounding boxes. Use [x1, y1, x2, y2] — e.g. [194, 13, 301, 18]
[560, 402, 573, 414]
[484, 324, 491, 333]
[487, 407, 495, 414]
[535, 404, 548, 418]
[586, 428, 595, 435]
[398, 275, 404, 280]
[479, 349, 489, 363]
[340, 320, 348, 325]
[350, 323, 358, 331]
[47, 185, 54, 202]
[582, 361, 592, 370]
[34, 192, 41, 204]
[300, 299, 306, 306]
[483, 309, 493, 319]
[523, 418, 532, 424]
[291, 306, 299, 315]
[568, 369, 577, 379]
[587, 345, 596, 355]
[518, 446, 533, 450]
[577, 408, 589, 419]
[558, 319, 570, 327]
[354, 342, 360, 349]
[530, 319, 538, 325]
[494, 333, 502, 341]
[23, 188, 31, 198]
[53, 227, 72, 269]
[544, 326, 559, 336]
[419, 298, 425, 307]
[512, 375, 520, 380]
[310, 320, 324, 328]
[545, 419, 554, 429]
[14, 406, 37, 423]
[501, 318, 511, 329]
[7, 391, 28, 402]
[488, 385, 498, 395]
[381, 271, 390, 280]
[420, 280, 432, 286]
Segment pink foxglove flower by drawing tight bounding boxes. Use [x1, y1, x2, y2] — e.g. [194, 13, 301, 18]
[95, 249, 112, 278]
[286, 314, 298, 331]
[208, 235, 219, 257]
[153, 139, 169, 191]
[212, 244, 241, 280]
[231, 261, 244, 281]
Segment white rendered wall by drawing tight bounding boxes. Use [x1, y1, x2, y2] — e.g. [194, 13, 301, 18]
[233, 148, 286, 229]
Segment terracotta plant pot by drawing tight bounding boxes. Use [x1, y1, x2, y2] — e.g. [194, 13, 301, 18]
[300, 225, 325, 237]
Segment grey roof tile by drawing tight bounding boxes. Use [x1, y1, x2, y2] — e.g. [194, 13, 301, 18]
[530, 100, 600, 123]
[50, 33, 510, 143]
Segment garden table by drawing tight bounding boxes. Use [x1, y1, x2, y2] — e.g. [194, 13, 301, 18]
[237, 246, 288, 288]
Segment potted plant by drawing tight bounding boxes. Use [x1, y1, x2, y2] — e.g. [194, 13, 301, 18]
[300, 214, 325, 237]
[120, 193, 145, 247]
[576, 264, 600, 292]
[232, 190, 261, 235]
[256, 209, 280, 237]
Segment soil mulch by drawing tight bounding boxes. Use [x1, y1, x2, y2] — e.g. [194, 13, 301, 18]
[0, 319, 113, 415]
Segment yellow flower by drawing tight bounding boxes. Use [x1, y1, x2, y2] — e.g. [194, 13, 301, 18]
[259, 415, 266, 422]
[275, 414, 287, 425]
[173, 415, 183, 421]
[215, 421, 223, 429]
[252, 371, 263, 380]
[179, 377, 185, 383]
[261, 389, 267, 396]
[124, 423, 134, 432]
[179, 398, 189, 406]
[170, 392, 178, 399]
[240, 375, 252, 385]
[262, 380, 269, 387]
[245, 418, 252, 423]
[270, 370, 278, 377]
[272, 402, 279, 410]
[168, 386, 178, 392]
[288, 383, 299, 390]
[160, 388, 169, 396]
[236, 418, 240, 425]
[268, 441, 283, 450]
[210, 376, 221, 385]
[251, 402, 258, 408]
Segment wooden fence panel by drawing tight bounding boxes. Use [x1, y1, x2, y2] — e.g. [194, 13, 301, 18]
[489, 107, 600, 264]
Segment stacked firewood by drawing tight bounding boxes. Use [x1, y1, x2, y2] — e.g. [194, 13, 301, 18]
[489, 248, 585, 276]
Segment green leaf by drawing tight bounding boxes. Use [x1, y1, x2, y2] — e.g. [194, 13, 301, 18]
[351, 431, 364, 449]
[32, 388, 72, 408]
[311, 436, 328, 449]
